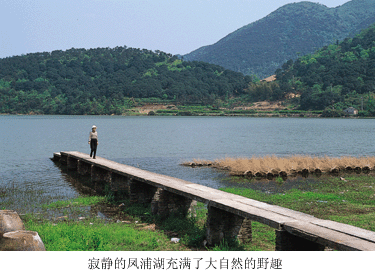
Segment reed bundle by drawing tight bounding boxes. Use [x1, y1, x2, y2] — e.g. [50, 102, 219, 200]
[183, 155, 375, 177]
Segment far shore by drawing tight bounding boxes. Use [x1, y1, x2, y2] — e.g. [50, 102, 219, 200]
[0, 111, 366, 118]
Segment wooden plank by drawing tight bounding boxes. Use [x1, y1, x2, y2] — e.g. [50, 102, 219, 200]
[311, 219, 375, 243]
[208, 199, 297, 229]
[283, 221, 375, 251]
[233, 197, 320, 222]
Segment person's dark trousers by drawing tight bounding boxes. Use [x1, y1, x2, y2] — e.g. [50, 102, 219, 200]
[90, 139, 97, 158]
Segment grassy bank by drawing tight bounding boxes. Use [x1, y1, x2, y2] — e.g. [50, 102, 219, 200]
[221, 174, 375, 231]
[20, 193, 274, 251]
[21, 196, 197, 251]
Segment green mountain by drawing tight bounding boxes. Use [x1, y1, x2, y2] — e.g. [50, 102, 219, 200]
[183, 0, 375, 78]
[276, 24, 375, 115]
[0, 47, 251, 115]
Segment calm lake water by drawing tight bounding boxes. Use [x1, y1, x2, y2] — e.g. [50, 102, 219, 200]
[1, 115, 375, 213]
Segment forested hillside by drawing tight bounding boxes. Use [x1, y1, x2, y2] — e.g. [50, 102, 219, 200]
[276, 24, 375, 115]
[0, 47, 251, 115]
[184, 0, 375, 78]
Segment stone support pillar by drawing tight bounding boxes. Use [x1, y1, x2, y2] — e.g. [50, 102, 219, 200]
[111, 173, 131, 199]
[275, 229, 325, 251]
[77, 160, 91, 176]
[67, 156, 78, 170]
[52, 153, 61, 162]
[129, 179, 157, 204]
[60, 153, 68, 165]
[151, 189, 192, 218]
[206, 205, 250, 246]
[238, 218, 253, 244]
[91, 166, 112, 194]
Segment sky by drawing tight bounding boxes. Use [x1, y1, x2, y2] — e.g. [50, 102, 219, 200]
[0, 0, 350, 59]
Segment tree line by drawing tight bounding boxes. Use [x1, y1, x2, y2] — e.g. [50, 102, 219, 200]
[3, 24, 375, 116]
[0, 47, 252, 115]
[275, 24, 375, 115]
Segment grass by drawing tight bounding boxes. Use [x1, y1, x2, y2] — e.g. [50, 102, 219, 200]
[23, 215, 181, 251]
[215, 174, 375, 251]
[21, 196, 193, 251]
[19, 193, 276, 251]
[221, 174, 375, 230]
[0, 182, 67, 213]
[41, 196, 106, 209]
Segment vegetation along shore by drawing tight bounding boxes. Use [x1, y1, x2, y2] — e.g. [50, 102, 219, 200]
[1, 154, 372, 251]
[12, 169, 375, 251]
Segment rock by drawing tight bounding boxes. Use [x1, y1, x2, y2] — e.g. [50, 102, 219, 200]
[56, 216, 68, 221]
[0, 210, 25, 236]
[0, 230, 46, 251]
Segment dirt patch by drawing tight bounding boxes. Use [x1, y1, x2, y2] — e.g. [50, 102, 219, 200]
[139, 224, 157, 231]
[233, 101, 286, 111]
[137, 104, 176, 114]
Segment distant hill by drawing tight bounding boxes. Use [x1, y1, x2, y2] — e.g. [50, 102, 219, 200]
[183, 0, 375, 78]
[276, 24, 375, 115]
[0, 47, 251, 115]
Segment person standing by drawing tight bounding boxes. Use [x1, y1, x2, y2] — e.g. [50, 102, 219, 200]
[89, 125, 98, 159]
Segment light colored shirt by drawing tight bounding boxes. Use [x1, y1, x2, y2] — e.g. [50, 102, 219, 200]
[89, 131, 98, 142]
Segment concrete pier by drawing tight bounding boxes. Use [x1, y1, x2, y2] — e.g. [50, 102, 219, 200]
[53, 151, 375, 251]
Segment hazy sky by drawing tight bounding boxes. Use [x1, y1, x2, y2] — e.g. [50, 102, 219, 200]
[0, 0, 350, 58]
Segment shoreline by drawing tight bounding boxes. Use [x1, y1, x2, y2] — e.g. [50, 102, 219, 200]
[0, 112, 367, 118]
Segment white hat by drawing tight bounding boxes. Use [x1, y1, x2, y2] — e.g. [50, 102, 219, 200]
[92, 125, 97, 128]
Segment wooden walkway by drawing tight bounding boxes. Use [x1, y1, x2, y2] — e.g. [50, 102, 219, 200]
[54, 151, 375, 251]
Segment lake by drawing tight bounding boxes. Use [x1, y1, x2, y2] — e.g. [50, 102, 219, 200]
[1, 115, 374, 213]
